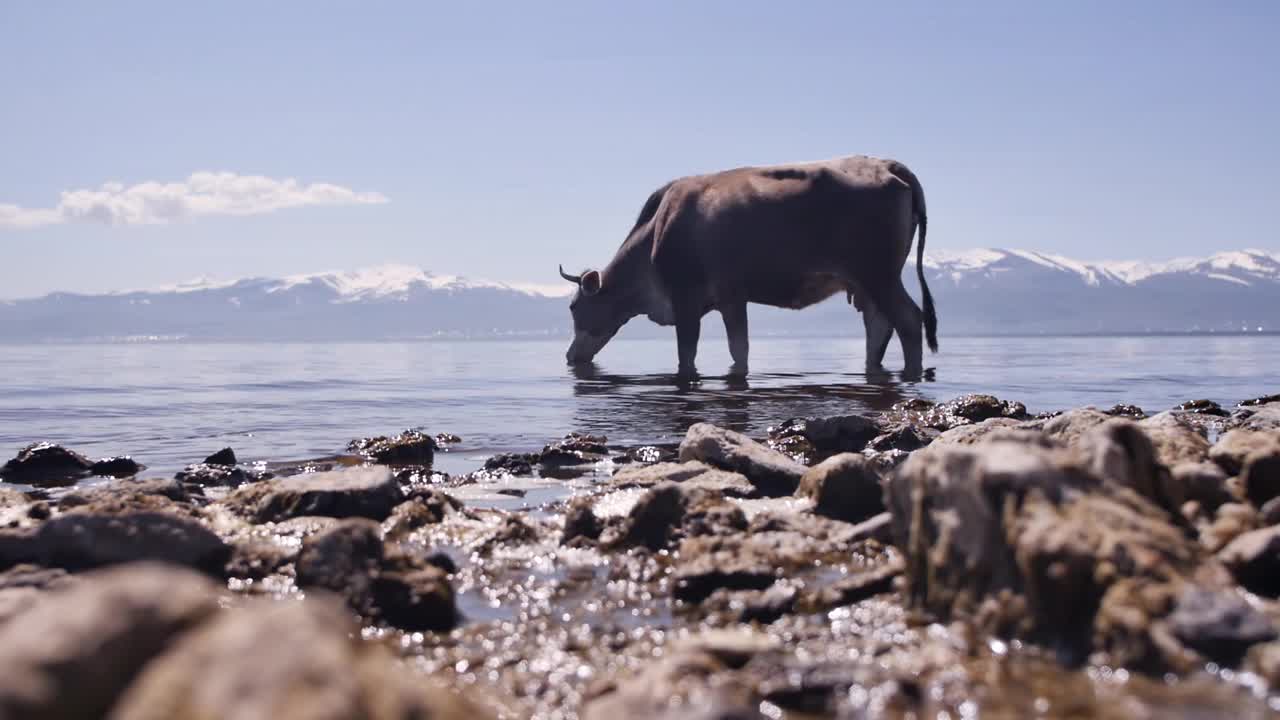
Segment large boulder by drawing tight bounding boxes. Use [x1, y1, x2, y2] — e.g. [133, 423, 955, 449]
[796, 454, 884, 524]
[678, 423, 806, 496]
[0, 564, 219, 719]
[107, 597, 486, 720]
[226, 466, 404, 523]
[886, 439, 1214, 664]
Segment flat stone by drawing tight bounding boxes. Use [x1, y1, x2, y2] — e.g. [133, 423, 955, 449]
[678, 424, 805, 497]
[608, 460, 757, 498]
[1168, 587, 1277, 666]
[227, 466, 404, 523]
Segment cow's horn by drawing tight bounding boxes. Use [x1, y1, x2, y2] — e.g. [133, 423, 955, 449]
[559, 265, 582, 285]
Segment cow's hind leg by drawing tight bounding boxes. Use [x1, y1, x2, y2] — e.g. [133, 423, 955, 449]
[874, 279, 924, 377]
[721, 302, 749, 376]
[861, 300, 894, 372]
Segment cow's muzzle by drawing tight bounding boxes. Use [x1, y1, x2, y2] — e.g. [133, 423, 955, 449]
[566, 331, 610, 365]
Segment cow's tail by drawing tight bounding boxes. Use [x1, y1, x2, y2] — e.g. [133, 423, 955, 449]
[899, 165, 938, 352]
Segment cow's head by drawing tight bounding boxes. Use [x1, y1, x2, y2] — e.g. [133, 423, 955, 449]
[561, 265, 622, 364]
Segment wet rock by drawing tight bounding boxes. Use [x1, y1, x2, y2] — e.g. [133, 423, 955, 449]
[108, 597, 484, 720]
[99, 476, 195, 503]
[1176, 399, 1229, 416]
[0, 563, 219, 720]
[484, 514, 540, 549]
[883, 395, 1026, 432]
[562, 496, 603, 545]
[1209, 429, 1280, 475]
[868, 424, 933, 452]
[1218, 525, 1280, 597]
[0, 492, 229, 574]
[1241, 445, 1280, 508]
[1138, 412, 1211, 467]
[609, 461, 757, 498]
[175, 462, 252, 487]
[1230, 402, 1280, 433]
[347, 429, 436, 465]
[813, 558, 903, 608]
[225, 541, 292, 580]
[796, 453, 884, 524]
[295, 518, 457, 631]
[89, 456, 143, 477]
[483, 452, 536, 476]
[768, 414, 880, 458]
[705, 583, 798, 624]
[1106, 404, 1148, 419]
[434, 432, 462, 446]
[25, 501, 50, 521]
[203, 447, 237, 465]
[539, 432, 610, 467]
[295, 518, 384, 601]
[607, 482, 745, 552]
[581, 647, 749, 720]
[1076, 419, 1187, 516]
[1241, 394, 1280, 407]
[673, 536, 778, 603]
[385, 488, 460, 534]
[887, 440, 1210, 664]
[1167, 587, 1277, 666]
[863, 449, 910, 474]
[679, 423, 805, 496]
[620, 444, 678, 465]
[0, 442, 94, 485]
[227, 466, 404, 523]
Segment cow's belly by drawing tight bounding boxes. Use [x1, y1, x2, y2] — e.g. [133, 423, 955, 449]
[745, 272, 847, 310]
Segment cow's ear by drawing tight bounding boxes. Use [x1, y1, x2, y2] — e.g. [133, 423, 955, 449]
[581, 270, 602, 296]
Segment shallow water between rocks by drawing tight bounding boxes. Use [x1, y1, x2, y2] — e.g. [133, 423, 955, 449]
[2, 336, 1280, 718]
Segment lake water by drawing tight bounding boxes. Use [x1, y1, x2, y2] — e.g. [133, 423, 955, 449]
[1, 335, 1277, 479]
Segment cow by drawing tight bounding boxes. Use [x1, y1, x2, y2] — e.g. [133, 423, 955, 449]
[559, 155, 937, 377]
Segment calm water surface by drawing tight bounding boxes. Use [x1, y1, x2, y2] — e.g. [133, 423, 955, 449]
[1, 336, 1277, 478]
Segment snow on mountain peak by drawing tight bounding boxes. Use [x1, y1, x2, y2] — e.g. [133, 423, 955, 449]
[924, 248, 1280, 287]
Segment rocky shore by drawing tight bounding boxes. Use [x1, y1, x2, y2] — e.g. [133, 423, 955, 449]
[1, 393, 1279, 718]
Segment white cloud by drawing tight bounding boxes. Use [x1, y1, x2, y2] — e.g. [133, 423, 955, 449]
[0, 172, 388, 229]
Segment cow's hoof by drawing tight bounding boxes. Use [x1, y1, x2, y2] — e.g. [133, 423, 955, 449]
[728, 362, 748, 378]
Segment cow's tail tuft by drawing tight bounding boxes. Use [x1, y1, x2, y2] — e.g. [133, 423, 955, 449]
[900, 165, 938, 353]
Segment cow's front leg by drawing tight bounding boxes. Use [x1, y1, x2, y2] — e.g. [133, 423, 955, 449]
[675, 312, 701, 377]
[721, 302, 749, 376]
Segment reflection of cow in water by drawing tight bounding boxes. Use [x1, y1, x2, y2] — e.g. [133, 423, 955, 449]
[559, 155, 937, 377]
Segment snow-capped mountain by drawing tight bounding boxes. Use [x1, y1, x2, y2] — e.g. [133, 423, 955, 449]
[1, 251, 1277, 342]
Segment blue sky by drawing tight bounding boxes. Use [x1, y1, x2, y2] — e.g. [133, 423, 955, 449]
[1, 1, 1276, 298]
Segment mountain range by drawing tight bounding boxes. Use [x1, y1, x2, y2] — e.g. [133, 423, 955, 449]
[2, 249, 1277, 342]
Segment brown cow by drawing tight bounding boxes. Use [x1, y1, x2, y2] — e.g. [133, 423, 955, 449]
[559, 155, 937, 376]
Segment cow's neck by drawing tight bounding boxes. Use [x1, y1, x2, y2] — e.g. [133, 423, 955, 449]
[603, 229, 671, 327]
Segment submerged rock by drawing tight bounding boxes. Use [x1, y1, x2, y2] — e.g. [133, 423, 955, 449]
[175, 462, 253, 487]
[202, 447, 237, 466]
[0, 564, 219, 720]
[767, 414, 880, 462]
[540, 432, 610, 466]
[1106, 404, 1148, 419]
[483, 452, 536, 476]
[89, 456, 144, 477]
[107, 597, 484, 720]
[796, 453, 884, 524]
[227, 466, 404, 523]
[0, 442, 94, 485]
[348, 429, 436, 465]
[1176, 399, 1229, 416]
[679, 423, 805, 496]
